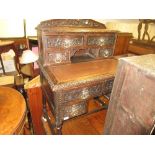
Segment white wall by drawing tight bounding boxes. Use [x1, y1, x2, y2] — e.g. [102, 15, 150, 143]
[96, 19, 155, 39]
[0, 19, 155, 39]
[0, 19, 25, 38]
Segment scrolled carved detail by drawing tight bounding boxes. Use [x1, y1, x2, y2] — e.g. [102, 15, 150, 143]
[38, 19, 106, 29]
[48, 52, 70, 64]
[87, 36, 116, 46]
[80, 88, 89, 99]
[47, 37, 83, 48]
[63, 83, 104, 103]
[99, 48, 113, 58]
[62, 102, 87, 120]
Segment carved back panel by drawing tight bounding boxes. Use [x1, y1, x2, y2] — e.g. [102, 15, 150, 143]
[37, 19, 132, 66]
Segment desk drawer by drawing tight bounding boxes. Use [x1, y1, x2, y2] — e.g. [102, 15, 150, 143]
[48, 51, 70, 64]
[87, 34, 116, 47]
[45, 35, 84, 49]
[62, 101, 87, 120]
[62, 78, 114, 103]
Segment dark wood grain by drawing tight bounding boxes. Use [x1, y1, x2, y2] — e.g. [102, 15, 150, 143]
[26, 87, 45, 135]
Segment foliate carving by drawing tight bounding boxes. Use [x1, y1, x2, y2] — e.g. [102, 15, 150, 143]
[62, 102, 87, 120]
[63, 83, 104, 103]
[81, 88, 89, 99]
[38, 19, 106, 29]
[48, 52, 70, 64]
[99, 48, 113, 58]
[47, 37, 83, 48]
[87, 36, 115, 46]
[58, 77, 115, 103]
[52, 74, 115, 92]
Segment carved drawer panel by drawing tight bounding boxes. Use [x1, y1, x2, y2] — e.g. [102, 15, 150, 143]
[46, 36, 84, 49]
[48, 51, 70, 64]
[63, 83, 104, 103]
[87, 35, 116, 46]
[99, 48, 114, 58]
[62, 78, 115, 103]
[89, 48, 99, 58]
[62, 101, 87, 120]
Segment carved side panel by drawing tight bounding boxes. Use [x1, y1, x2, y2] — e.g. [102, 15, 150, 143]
[104, 78, 114, 94]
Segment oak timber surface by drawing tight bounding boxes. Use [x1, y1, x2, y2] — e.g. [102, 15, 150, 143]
[46, 59, 118, 83]
[0, 86, 26, 134]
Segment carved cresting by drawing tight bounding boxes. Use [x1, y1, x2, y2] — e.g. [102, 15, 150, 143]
[38, 19, 106, 28]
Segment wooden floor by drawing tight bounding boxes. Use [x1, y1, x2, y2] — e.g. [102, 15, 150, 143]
[41, 96, 108, 135]
[23, 94, 108, 135]
[62, 110, 107, 135]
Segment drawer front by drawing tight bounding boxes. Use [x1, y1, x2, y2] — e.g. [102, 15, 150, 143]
[87, 35, 116, 47]
[48, 51, 70, 64]
[63, 82, 104, 103]
[62, 78, 115, 103]
[46, 36, 84, 49]
[99, 48, 114, 58]
[62, 101, 87, 120]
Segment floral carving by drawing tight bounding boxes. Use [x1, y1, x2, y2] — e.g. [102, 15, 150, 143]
[47, 37, 83, 48]
[88, 36, 116, 46]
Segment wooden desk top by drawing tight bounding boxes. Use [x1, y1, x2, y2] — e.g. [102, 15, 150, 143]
[46, 58, 118, 84]
[0, 86, 26, 134]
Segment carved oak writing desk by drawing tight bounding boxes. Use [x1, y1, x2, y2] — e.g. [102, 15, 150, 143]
[37, 19, 131, 134]
[39, 58, 117, 134]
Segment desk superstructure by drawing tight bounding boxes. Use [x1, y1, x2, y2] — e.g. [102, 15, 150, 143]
[37, 19, 132, 134]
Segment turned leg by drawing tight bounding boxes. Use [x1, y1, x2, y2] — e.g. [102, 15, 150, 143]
[42, 94, 47, 116]
[55, 116, 63, 135]
[56, 125, 62, 135]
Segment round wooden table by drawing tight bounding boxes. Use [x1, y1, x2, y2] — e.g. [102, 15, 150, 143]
[0, 86, 26, 134]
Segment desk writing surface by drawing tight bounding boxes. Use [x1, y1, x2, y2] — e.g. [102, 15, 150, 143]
[46, 59, 118, 83]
